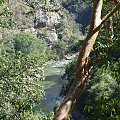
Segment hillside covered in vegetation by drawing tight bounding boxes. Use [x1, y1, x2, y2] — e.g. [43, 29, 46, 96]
[0, 0, 120, 120]
[0, 0, 87, 119]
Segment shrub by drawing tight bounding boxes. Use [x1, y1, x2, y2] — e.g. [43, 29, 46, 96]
[0, 53, 45, 119]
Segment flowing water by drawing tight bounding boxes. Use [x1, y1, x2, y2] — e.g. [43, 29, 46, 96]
[37, 58, 85, 120]
[40, 59, 71, 112]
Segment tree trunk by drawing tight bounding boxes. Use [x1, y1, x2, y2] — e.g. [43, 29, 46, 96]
[54, 1, 120, 120]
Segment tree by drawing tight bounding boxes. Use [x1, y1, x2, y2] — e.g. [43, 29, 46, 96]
[54, 0, 120, 119]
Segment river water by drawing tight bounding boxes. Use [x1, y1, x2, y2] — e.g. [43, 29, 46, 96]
[40, 59, 71, 112]
[36, 58, 85, 120]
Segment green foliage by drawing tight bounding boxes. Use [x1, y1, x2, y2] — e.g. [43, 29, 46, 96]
[38, 111, 54, 120]
[0, 32, 59, 64]
[61, 58, 120, 120]
[60, 10, 120, 120]
[51, 39, 82, 59]
[0, 7, 14, 28]
[53, 101, 60, 114]
[91, 19, 120, 115]
[13, 33, 47, 64]
[13, 33, 44, 54]
[0, 53, 45, 119]
[0, 34, 15, 57]
[0, 32, 60, 119]
[52, 40, 68, 58]
[83, 63, 120, 120]
[0, 0, 4, 6]
[45, 47, 59, 61]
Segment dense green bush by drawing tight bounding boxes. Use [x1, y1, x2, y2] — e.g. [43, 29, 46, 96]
[1, 32, 58, 63]
[0, 53, 45, 119]
[51, 40, 68, 58]
[45, 47, 59, 61]
[60, 58, 120, 120]
[51, 40, 82, 59]
[13, 33, 49, 65]
[0, 34, 15, 57]
[13, 33, 45, 55]
[0, 32, 59, 119]
[83, 62, 120, 120]
[0, 7, 14, 28]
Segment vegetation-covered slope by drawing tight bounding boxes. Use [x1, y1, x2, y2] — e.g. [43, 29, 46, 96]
[0, 0, 86, 58]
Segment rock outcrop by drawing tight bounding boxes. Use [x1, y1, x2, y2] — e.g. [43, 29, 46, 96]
[1, 0, 84, 46]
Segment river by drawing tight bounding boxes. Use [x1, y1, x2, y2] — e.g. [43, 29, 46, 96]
[41, 59, 70, 112]
[36, 57, 85, 120]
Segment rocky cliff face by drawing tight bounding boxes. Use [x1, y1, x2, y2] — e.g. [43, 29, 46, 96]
[1, 0, 84, 46]
[34, 3, 62, 44]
